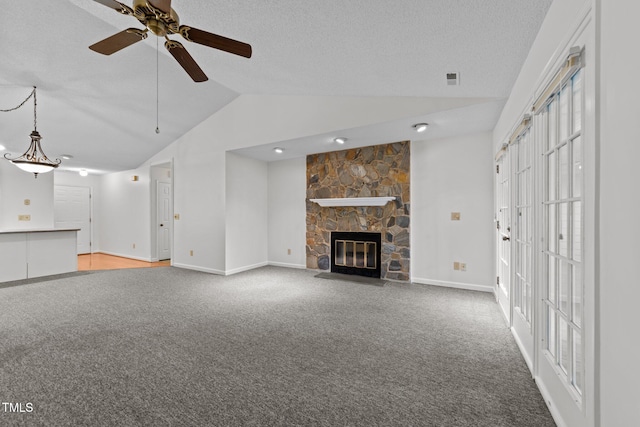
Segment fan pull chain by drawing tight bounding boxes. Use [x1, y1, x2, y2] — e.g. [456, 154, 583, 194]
[155, 36, 160, 134]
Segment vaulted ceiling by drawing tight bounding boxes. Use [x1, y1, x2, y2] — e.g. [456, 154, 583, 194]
[0, 0, 552, 173]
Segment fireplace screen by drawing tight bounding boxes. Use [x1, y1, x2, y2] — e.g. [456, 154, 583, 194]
[334, 240, 377, 269]
[331, 231, 382, 278]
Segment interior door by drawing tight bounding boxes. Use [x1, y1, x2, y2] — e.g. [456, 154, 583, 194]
[512, 125, 535, 367]
[495, 151, 511, 323]
[54, 186, 91, 254]
[157, 181, 172, 261]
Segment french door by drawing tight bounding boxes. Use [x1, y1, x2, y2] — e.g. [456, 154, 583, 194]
[538, 66, 585, 411]
[495, 151, 511, 322]
[512, 124, 534, 366]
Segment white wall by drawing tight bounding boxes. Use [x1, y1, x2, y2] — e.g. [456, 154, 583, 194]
[98, 168, 151, 261]
[494, 0, 592, 151]
[411, 132, 494, 292]
[267, 157, 307, 269]
[598, 1, 640, 424]
[0, 161, 53, 229]
[225, 152, 268, 274]
[142, 93, 479, 275]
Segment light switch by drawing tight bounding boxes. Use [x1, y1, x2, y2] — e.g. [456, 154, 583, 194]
[24, 199, 30, 206]
[174, 214, 180, 220]
[451, 212, 461, 221]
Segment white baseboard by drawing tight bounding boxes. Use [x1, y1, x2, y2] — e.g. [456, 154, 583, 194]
[511, 328, 534, 375]
[224, 261, 269, 276]
[172, 263, 225, 275]
[535, 377, 569, 427]
[411, 277, 493, 293]
[98, 251, 153, 263]
[173, 261, 301, 276]
[268, 261, 307, 269]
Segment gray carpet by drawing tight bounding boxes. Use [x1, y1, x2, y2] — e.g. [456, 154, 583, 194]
[0, 266, 554, 426]
[314, 272, 387, 287]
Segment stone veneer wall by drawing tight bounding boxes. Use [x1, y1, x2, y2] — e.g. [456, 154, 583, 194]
[306, 141, 410, 281]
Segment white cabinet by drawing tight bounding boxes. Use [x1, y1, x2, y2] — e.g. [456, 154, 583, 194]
[0, 229, 78, 282]
[0, 233, 28, 281]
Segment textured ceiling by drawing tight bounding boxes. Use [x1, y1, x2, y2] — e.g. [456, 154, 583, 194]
[0, 0, 552, 171]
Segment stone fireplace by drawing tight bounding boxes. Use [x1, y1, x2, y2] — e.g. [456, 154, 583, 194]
[306, 141, 410, 281]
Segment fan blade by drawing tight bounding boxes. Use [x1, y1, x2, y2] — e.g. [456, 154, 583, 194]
[179, 26, 252, 58]
[89, 29, 148, 55]
[92, 0, 129, 12]
[165, 40, 208, 82]
[147, 0, 172, 15]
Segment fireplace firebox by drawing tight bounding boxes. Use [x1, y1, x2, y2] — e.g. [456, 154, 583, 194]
[331, 232, 382, 278]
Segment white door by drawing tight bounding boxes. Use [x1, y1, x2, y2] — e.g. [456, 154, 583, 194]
[538, 67, 585, 419]
[512, 125, 535, 367]
[54, 186, 91, 254]
[495, 152, 511, 323]
[157, 181, 172, 261]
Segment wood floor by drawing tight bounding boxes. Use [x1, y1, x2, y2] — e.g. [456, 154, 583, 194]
[78, 253, 170, 271]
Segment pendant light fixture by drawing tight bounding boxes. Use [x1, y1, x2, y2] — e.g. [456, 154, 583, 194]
[3, 87, 61, 178]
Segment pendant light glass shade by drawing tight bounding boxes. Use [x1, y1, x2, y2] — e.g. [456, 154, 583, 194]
[2, 87, 61, 178]
[5, 130, 60, 177]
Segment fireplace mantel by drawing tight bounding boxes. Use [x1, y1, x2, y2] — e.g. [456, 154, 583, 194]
[310, 197, 396, 207]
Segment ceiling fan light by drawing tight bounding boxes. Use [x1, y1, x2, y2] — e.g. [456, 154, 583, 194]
[79, 169, 89, 177]
[413, 123, 429, 133]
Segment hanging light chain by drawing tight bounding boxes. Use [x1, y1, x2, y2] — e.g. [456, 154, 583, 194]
[33, 86, 37, 131]
[0, 86, 36, 113]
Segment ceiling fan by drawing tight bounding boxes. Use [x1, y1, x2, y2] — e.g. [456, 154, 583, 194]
[89, 0, 252, 82]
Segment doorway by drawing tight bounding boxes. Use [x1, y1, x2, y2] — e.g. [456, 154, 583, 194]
[54, 185, 92, 254]
[495, 151, 511, 323]
[150, 162, 173, 262]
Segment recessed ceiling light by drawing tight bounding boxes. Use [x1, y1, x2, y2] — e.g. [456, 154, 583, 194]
[334, 137, 347, 144]
[79, 169, 88, 177]
[61, 154, 74, 160]
[274, 147, 284, 154]
[413, 123, 429, 133]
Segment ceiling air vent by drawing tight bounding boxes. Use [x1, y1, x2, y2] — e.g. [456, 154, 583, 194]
[446, 72, 459, 86]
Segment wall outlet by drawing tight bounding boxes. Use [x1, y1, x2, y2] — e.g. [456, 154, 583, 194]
[190, 250, 194, 256]
[18, 214, 31, 221]
[451, 212, 461, 221]
[453, 262, 460, 271]
[287, 249, 292, 255]
[460, 263, 467, 272]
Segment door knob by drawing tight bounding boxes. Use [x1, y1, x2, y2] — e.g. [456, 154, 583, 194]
[502, 235, 510, 241]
